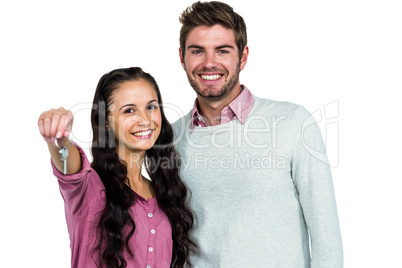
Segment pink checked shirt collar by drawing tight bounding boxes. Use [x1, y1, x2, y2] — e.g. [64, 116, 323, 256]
[191, 85, 255, 130]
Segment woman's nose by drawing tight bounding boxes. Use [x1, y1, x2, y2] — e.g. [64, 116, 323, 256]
[137, 112, 151, 127]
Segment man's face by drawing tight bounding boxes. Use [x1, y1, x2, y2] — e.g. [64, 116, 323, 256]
[180, 24, 248, 102]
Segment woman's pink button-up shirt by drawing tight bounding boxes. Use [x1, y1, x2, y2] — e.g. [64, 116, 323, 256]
[51, 143, 172, 268]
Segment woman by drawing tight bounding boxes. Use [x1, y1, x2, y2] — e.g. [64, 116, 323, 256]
[38, 67, 195, 268]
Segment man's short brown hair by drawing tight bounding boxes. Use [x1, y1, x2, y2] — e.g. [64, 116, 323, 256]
[179, 1, 247, 60]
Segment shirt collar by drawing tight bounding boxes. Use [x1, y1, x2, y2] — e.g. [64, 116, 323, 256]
[191, 85, 255, 131]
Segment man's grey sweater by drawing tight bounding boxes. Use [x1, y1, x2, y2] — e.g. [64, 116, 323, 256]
[172, 95, 343, 267]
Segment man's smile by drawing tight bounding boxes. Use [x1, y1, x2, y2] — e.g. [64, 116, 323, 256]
[200, 74, 223, 81]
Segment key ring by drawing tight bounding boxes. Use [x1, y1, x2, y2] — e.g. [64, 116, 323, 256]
[56, 131, 73, 149]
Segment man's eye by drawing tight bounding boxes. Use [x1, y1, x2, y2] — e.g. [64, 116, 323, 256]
[192, 50, 203, 54]
[123, 108, 135, 114]
[218, 50, 229, 54]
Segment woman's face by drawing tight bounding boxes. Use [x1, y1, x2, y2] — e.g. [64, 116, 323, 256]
[107, 78, 162, 154]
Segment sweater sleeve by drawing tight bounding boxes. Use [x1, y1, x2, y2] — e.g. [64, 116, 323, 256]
[51, 142, 102, 217]
[290, 105, 343, 267]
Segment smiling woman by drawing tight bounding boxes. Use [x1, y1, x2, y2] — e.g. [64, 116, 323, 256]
[106, 79, 162, 158]
[37, 67, 195, 268]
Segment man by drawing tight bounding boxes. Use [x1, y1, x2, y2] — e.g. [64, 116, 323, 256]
[172, 1, 343, 267]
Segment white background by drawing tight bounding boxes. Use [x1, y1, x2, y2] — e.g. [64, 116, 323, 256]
[1, 0, 401, 267]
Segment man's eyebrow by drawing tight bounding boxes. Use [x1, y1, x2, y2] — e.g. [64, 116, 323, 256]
[187, 44, 235, 50]
[216, 45, 235, 50]
[187, 45, 204, 50]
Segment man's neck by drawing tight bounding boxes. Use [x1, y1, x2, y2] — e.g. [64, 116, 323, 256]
[197, 84, 242, 126]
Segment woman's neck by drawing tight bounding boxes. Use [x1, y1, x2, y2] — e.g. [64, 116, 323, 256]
[116, 146, 154, 200]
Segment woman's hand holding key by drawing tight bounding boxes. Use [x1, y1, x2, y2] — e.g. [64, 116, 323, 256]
[38, 107, 81, 175]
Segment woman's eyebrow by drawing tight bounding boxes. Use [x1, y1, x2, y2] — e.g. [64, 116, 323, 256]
[118, 100, 158, 111]
[119, 104, 136, 111]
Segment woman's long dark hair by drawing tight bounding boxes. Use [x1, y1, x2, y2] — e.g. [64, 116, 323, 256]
[90, 67, 195, 267]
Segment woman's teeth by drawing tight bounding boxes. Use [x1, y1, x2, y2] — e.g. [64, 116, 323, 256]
[133, 130, 152, 136]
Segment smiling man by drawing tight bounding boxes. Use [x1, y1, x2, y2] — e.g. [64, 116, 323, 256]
[180, 24, 247, 111]
[173, 1, 343, 267]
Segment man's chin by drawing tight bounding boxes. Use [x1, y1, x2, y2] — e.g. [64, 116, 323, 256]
[197, 91, 228, 102]
[194, 85, 221, 96]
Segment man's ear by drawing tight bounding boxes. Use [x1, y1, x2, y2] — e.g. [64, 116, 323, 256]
[239, 45, 249, 71]
[179, 47, 186, 70]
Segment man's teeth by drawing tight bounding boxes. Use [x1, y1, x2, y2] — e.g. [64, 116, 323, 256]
[201, 74, 222, 80]
[133, 130, 152, 136]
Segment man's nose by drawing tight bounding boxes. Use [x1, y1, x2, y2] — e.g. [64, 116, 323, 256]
[203, 52, 217, 69]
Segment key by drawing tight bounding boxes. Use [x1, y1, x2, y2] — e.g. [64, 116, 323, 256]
[59, 147, 69, 174]
[56, 131, 73, 175]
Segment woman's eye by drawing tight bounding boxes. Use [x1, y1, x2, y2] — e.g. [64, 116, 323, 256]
[123, 108, 135, 114]
[148, 104, 159, 110]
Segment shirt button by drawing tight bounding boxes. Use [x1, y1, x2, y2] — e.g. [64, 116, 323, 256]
[148, 213, 153, 217]
[149, 247, 153, 252]
[151, 229, 155, 234]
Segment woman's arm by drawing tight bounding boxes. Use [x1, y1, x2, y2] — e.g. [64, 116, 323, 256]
[38, 107, 82, 174]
